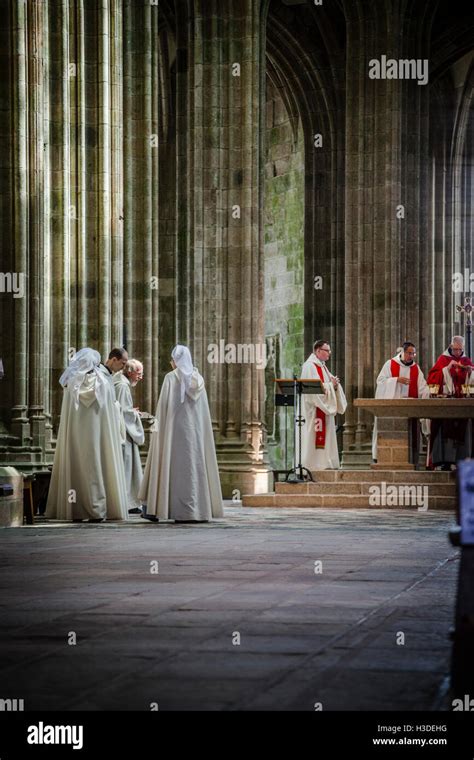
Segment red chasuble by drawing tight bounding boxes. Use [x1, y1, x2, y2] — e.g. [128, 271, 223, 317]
[390, 360, 419, 398]
[313, 363, 327, 449]
[427, 354, 474, 396]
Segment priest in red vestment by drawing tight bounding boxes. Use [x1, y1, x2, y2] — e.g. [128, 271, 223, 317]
[426, 335, 474, 469]
[372, 342, 430, 461]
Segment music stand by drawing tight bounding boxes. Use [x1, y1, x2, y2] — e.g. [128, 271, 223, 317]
[274, 384, 295, 470]
[275, 377, 323, 483]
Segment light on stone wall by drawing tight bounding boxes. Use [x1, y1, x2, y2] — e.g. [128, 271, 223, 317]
[254, 470, 271, 494]
[0, 358, 4, 380]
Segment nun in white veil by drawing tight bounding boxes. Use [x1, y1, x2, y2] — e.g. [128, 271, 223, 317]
[138, 345, 223, 522]
[45, 348, 128, 522]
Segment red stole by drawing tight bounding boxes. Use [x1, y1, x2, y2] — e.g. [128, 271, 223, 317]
[390, 359, 419, 397]
[313, 363, 327, 449]
[427, 354, 474, 396]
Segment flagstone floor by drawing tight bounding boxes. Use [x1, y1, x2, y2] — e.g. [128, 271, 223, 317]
[0, 505, 459, 711]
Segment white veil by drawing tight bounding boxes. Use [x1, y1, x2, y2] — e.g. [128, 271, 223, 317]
[171, 345, 194, 403]
[59, 348, 108, 410]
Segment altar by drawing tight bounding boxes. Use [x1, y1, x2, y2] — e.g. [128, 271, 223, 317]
[355, 398, 474, 470]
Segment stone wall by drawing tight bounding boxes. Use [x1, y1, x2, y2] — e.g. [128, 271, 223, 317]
[264, 80, 304, 471]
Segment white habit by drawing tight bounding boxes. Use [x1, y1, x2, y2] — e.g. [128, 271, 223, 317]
[298, 354, 347, 471]
[46, 349, 128, 521]
[138, 359, 223, 521]
[371, 353, 430, 460]
[113, 372, 145, 510]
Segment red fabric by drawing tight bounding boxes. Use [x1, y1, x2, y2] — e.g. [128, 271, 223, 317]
[390, 359, 419, 398]
[313, 363, 326, 449]
[427, 353, 474, 397]
[426, 353, 474, 467]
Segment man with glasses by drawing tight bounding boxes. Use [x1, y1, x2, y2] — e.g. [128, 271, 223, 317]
[299, 340, 347, 471]
[426, 336, 474, 469]
[372, 342, 430, 462]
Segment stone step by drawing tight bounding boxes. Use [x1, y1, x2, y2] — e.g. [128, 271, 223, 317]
[339, 459, 372, 470]
[244, 467, 456, 510]
[340, 465, 372, 470]
[304, 469, 455, 483]
[342, 449, 372, 457]
[275, 481, 455, 497]
[341, 454, 372, 466]
[242, 492, 456, 510]
[276, 481, 362, 495]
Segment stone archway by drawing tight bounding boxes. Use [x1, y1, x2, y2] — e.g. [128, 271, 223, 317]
[262, 0, 347, 471]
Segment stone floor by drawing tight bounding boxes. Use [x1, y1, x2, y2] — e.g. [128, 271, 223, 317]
[0, 504, 460, 711]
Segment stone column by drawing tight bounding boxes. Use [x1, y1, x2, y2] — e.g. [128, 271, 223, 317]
[110, 0, 124, 350]
[429, 81, 451, 360]
[97, 0, 112, 355]
[10, 0, 30, 447]
[342, 0, 435, 449]
[123, 0, 157, 416]
[76, 0, 88, 349]
[48, 0, 71, 434]
[0, 4, 14, 433]
[175, 0, 270, 496]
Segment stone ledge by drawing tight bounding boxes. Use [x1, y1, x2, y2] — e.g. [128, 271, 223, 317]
[242, 492, 455, 510]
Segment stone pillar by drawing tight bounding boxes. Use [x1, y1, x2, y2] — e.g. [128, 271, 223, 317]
[10, 0, 30, 446]
[27, 0, 47, 453]
[76, 0, 88, 349]
[429, 80, 452, 361]
[48, 0, 70, 434]
[123, 0, 157, 416]
[110, 0, 124, 351]
[0, 4, 14, 432]
[175, 0, 270, 496]
[342, 0, 435, 450]
[97, 1, 112, 355]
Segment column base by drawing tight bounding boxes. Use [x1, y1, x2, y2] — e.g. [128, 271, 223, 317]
[216, 439, 271, 498]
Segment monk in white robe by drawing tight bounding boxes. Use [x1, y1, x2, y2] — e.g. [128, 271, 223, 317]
[298, 340, 347, 471]
[46, 348, 128, 522]
[114, 360, 145, 512]
[138, 345, 223, 522]
[372, 342, 429, 461]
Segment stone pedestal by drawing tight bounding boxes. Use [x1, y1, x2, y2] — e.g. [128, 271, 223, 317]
[373, 417, 414, 470]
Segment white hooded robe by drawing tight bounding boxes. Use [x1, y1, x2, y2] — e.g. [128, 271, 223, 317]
[113, 372, 145, 510]
[138, 367, 223, 520]
[46, 371, 128, 521]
